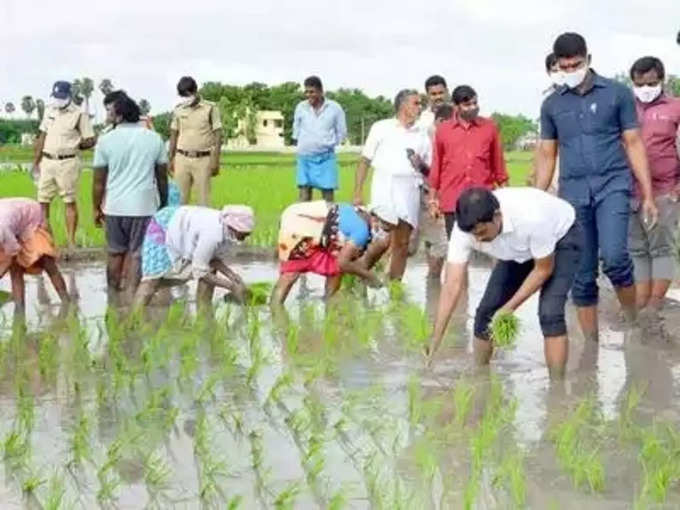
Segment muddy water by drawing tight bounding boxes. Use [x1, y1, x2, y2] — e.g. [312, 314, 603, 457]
[1, 256, 680, 508]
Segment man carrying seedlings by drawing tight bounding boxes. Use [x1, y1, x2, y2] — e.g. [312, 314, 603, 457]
[93, 95, 168, 296]
[353, 89, 432, 280]
[428, 85, 508, 239]
[292, 76, 347, 202]
[426, 187, 583, 379]
[534, 32, 658, 343]
[33, 81, 96, 255]
[627, 56, 680, 340]
[168, 76, 223, 206]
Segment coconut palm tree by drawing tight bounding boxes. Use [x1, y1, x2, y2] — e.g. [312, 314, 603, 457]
[4, 102, 15, 116]
[139, 99, 151, 116]
[99, 79, 114, 97]
[36, 99, 46, 121]
[21, 96, 36, 119]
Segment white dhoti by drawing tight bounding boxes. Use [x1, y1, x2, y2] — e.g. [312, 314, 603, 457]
[370, 172, 421, 229]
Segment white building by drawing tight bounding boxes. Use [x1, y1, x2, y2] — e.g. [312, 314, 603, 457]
[226, 110, 285, 150]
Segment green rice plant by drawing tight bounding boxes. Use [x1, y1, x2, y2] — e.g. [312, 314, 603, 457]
[637, 422, 680, 504]
[143, 450, 173, 494]
[493, 449, 527, 507]
[21, 469, 45, 494]
[490, 311, 520, 348]
[37, 332, 59, 379]
[303, 433, 326, 485]
[388, 280, 406, 301]
[407, 375, 423, 426]
[453, 379, 475, 428]
[69, 413, 92, 466]
[0, 289, 11, 306]
[247, 281, 273, 306]
[549, 396, 605, 493]
[619, 383, 647, 442]
[267, 371, 295, 405]
[3, 428, 30, 464]
[328, 489, 347, 510]
[273, 481, 301, 510]
[42, 472, 66, 510]
[400, 304, 432, 351]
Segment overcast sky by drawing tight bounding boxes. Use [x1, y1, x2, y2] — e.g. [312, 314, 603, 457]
[1, 0, 679, 122]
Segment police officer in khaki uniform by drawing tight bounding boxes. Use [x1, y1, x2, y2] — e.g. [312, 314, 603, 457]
[33, 81, 95, 253]
[168, 76, 223, 206]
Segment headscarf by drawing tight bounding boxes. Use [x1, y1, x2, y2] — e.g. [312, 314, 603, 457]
[221, 205, 255, 234]
[368, 204, 399, 227]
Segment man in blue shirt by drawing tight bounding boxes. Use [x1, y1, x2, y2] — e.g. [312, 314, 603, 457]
[93, 95, 168, 295]
[535, 32, 658, 344]
[293, 76, 347, 202]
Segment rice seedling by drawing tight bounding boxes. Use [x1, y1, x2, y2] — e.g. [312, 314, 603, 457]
[273, 481, 301, 510]
[549, 396, 606, 493]
[388, 280, 407, 301]
[21, 469, 45, 494]
[37, 332, 59, 380]
[328, 489, 347, 510]
[247, 281, 273, 306]
[3, 427, 30, 465]
[42, 472, 66, 510]
[453, 379, 475, 428]
[618, 383, 646, 442]
[400, 304, 432, 351]
[407, 375, 423, 427]
[636, 422, 680, 505]
[143, 450, 173, 494]
[493, 449, 527, 507]
[490, 311, 520, 348]
[68, 413, 92, 467]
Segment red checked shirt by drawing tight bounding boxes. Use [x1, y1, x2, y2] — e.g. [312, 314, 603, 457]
[635, 94, 680, 197]
[429, 114, 508, 213]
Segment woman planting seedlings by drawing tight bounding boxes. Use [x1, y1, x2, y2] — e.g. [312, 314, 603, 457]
[426, 187, 583, 379]
[0, 197, 70, 313]
[271, 200, 398, 305]
[133, 204, 254, 307]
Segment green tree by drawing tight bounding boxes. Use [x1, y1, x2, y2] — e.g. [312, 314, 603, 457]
[0, 119, 39, 143]
[139, 99, 151, 116]
[21, 96, 36, 119]
[153, 111, 172, 140]
[36, 99, 45, 121]
[490, 113, 537, 150]
[666, 75, 680, 97]
[71, 79, 85, 106]
[99, 79, 114, 97]
[4, 102, 15, 116]
[327, 88, 393, 144]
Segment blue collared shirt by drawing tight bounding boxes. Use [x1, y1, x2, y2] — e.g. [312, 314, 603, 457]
[540, 72, 639, 205]
[293, 98, 347, 156]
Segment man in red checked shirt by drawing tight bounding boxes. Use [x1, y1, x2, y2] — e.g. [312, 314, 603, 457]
[428, 85, 508, 238]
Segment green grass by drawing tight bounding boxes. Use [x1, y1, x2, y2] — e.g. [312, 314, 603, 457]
[0, 147, 532, 248]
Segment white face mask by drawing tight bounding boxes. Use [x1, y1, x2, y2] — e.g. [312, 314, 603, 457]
[562, 66, 588, 89]
[180, 95, 196, 106]
[550, 71, 566, 87]
[633, 84, 662, 104]
[52, 98, 71, 109]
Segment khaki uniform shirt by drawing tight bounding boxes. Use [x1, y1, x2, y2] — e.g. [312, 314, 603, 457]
[171, 100, 222, 152]
[40, 104, 94, 155]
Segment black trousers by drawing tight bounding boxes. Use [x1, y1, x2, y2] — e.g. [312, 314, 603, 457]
[473, 223, 584, 339]
[444, 212, 456, 239]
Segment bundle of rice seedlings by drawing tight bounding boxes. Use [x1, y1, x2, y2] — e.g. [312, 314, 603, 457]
[247, 282, 273, 306]
[490, 311, 520, 348]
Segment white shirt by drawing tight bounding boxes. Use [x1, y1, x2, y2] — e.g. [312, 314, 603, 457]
[414, 109, 436, 139]
[361, 118, 432, 178]
[447, 188, 575, 264]
[166, 206, 233, 279]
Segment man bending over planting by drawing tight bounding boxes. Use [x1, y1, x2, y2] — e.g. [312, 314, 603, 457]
[426, 187, 583, 379]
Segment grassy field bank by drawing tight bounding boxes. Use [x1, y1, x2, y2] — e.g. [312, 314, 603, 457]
[0, 147, 532, 247]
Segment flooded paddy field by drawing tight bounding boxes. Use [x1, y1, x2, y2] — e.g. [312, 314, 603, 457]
[1, 256, 680, 509]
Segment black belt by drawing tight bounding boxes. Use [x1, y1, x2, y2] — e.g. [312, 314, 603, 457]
[178, 149, 211, 158]
[42, 152, 76, 160]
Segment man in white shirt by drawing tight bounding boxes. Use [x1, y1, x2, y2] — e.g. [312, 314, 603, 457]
[415, 75, 450, 137]
[353, 89, 432, 280]
[426, 187, 583, 379]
